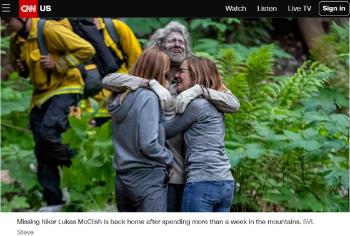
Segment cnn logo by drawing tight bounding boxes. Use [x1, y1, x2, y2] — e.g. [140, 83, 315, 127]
[19, 0, 38, 17]
[20, 5, 37, 13]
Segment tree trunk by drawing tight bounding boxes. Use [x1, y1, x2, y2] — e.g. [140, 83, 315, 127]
[297, 18, 325, 52]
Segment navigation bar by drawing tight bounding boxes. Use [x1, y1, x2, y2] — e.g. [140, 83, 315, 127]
[0, 0, 349, 17]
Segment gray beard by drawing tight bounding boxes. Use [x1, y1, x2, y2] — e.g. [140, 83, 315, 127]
[167, 52, 186, 63]
[163, 47, 186, 63]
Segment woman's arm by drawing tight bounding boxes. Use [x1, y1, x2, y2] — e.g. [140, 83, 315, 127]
[102, 73, 144, 92]
[203, 87, 240, 113]
[164, 100, 202, 139]
[175, 84, 240, 114]
[103, 74, 172, 110]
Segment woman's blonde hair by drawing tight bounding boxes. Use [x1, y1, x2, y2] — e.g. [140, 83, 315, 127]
[130, 47, 170, 86]
[186, 56, 225, 91]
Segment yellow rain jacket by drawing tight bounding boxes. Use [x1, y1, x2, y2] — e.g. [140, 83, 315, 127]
[9, 18, 95, 111]
[82, 18, 142, 118]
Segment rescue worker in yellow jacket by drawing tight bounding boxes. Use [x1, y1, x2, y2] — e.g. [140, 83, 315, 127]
[82, 18, 141, 126]
[6, 18, 95, 211]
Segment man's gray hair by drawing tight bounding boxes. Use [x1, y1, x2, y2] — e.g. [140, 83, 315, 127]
[146, 21, 192, 55]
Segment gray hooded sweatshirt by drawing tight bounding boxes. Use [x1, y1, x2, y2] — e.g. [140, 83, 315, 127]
[108, 88, 173, 173]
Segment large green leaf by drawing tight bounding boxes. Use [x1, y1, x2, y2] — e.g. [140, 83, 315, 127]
[245, 143, 265, 159]
[294, 139, 321, 151]
[11, 196, 31, 209]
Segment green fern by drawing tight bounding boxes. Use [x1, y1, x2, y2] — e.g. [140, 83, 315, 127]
[311, 21, 349, 94]
[326, 21, 349, 62]
[219, 46, 333, 129]
[277, 61, 333, 108]
[243, 44, 275, 86]
[217, 44, 348, 212]
[217, 48, 238, 78]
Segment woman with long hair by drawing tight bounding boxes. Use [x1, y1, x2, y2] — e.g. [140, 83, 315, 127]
[164, 56, 235, 212]
[105, 47, 173, 212]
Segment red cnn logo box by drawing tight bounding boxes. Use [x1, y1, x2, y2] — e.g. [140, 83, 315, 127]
[19, 0, 38, 17]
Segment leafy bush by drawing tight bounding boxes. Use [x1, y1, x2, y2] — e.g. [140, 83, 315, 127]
[1, 76, 41, 211]
[61, 116, 115, 211]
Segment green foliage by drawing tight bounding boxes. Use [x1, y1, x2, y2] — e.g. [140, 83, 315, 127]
[1, 25, 10, 55]
[1, 78, 32, 116]
[1, 144, 41, 211]
[190, 18, 240, 34]
[190, 18, 240, 43]
[61, 116, 115, 211]
[217, 45, 349, 212]
[276, 61, 332, 108]
[126, 18, 179, 37]
[311, 21, 349, 94]
[1, 196, 31, 212]
[229, 18, 273, 45]
[1, 73, 44, 211]
[323, 21, 349, 65]
[1, 74, 33, 150]
[189, 18, 272, 46]
[2, 145, 37, 191]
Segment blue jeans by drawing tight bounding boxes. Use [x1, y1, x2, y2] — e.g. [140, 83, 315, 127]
[181, 181, 234, 212]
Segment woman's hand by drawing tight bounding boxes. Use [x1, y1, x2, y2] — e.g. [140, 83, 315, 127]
[149, 80, 173, 111]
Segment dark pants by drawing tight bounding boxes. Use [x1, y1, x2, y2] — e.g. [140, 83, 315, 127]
[167, 183, 184, 212]
[115, 168, 168, 212]
[181, 181, 234, 212]
[30, 94, 79, 205]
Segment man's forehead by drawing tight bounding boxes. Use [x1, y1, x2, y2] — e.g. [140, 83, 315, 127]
[165, 32, 184, 41]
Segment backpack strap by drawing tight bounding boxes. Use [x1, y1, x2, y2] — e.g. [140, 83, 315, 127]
[36, 19, 53, 83]
[37, 19, 48, 56]
[102, 18, 129, 67]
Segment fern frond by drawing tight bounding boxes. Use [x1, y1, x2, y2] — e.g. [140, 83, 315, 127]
[249, 83, 277, 120]
[310, 21, 349, 94]
[217, 48, 238, 78]
[226, 73, 250, 102]
[243, 44, 275, 86]
[277, 61, 333, 108]
[326, 21, 349, 56]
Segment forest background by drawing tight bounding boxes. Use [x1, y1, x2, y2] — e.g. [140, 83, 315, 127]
[1, 18, 349, 212]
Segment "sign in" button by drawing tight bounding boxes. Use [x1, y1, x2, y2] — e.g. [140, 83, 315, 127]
[319, 1, 350, 16]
